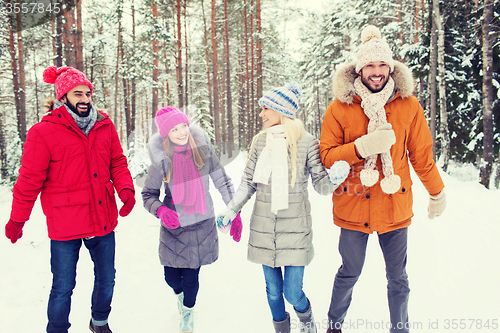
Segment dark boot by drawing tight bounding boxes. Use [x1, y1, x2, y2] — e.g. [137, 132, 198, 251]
[89, 319, 112, 333]
[273, 312, 291, 333]
[326, 327, 342, 333]
[294, 301, 317, 333]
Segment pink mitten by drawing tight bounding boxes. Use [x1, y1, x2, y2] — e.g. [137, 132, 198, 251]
[230, 213, 242, 242]
[157, 206, 180, 229]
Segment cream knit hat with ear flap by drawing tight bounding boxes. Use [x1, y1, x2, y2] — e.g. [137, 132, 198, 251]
[355, 25, 394, 73]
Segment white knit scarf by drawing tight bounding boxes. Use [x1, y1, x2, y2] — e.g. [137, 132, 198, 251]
[253, 125, 289, 214]
[354, 76, 401, 194]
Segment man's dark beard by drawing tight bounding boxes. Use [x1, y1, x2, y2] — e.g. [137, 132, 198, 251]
[361, 75, 388, 93]
[66, 100, 92, 117]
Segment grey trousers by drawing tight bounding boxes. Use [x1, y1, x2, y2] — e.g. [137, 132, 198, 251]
[327, 228, 410, 333]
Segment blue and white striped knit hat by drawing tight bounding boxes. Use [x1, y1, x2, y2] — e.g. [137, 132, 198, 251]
[258, 82, 302, 119]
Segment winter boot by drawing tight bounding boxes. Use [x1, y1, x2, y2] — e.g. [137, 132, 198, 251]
[326, 328, 342, 333]
[273, 312, 291, 333]
[176, 292, 184, 315]
[89, 319, 113, 333]
[180, 304, 194, 333]
[294, 302, 317, 333]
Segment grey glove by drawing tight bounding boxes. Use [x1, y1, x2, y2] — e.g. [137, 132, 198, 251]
[354, 123, 396, 158]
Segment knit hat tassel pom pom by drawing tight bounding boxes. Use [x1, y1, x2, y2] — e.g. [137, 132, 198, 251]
[360, 169, 379, 188]
[286, 82, 302, 99]
[43, 66, 58, 84]
[380, 174, 401, 195]
[361, 25, 382, 43]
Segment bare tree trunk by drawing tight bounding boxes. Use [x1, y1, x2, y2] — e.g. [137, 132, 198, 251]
[211, 0, 221, 145]
[55, 14, 64, 67]
[176, 0, 184, 108]
[117, 0, 131, 145]
[183, 0, 189, 108]
[8, 14, 22, 140]
[250, 0, 256, 138]
[0, 109, 7, 180]
[223, 0, 233, 156]
[432, 0, 449, 171]
[15, 8, 27, 142]
[243, 0, 250, 147]
[480, 0, 494, 188]
[152, 0, 159, 130]
[428, 4, 438, 160]
[256, 0, 262, 129]
[75, 0, 84, 71]
[201, 0, 213, 120]
[63, 7, 75, 67]
[131, 0, 137, 139]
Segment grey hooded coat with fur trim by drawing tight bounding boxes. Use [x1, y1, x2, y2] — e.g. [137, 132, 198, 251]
[141, 126, 234, 269]
[227, 131, 337, 268]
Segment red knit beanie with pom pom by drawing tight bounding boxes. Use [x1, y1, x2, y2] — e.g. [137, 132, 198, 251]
[43, 66, 93, 100]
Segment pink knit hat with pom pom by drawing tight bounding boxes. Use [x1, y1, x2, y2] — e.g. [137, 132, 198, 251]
[43, 66, 93, 100]
[155, 107, 190, 139]
[355, 25, 394, 73]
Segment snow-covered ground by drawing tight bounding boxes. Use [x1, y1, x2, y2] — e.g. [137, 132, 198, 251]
[1, 153, 499, 333]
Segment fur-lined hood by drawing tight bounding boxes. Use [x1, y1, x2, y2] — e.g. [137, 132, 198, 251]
[331, 60, 415, 105]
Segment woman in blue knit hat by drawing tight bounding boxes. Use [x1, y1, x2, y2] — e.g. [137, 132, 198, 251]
[217, 83, 351, 333]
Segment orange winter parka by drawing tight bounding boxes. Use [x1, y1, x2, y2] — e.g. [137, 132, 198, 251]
[319, 61, 444, 234]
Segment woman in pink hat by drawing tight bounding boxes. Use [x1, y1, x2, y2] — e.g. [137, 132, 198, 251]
[141, 106, 241, 333]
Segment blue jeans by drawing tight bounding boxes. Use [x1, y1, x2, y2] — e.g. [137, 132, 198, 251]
[47, 232, 116, 333]
[262, 265, 310, 322]
[164, 266, 201, 308]
[327, 228, 410, 333]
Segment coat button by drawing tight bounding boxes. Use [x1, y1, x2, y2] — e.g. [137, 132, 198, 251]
[364, 223, 369, 227]
[94, 173, 97, 178]
[365, 194, 370, 199]
[58, 114, 61, 118]
[98, 201, 102, 205]
[402, 188, 406, 193]
[104, 226, 107, 231]
[343, 187, 347, 192]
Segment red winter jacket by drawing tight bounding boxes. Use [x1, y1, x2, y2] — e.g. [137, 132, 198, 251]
[10, 104, 134, 241]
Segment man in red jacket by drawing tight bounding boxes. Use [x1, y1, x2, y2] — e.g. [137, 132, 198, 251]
[319, 26, 446, 333]
[5, 66, 135, 333]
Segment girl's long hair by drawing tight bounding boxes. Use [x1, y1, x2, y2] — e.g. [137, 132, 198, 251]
[162, 132, 207, 183]
[249, 115, 304, 187]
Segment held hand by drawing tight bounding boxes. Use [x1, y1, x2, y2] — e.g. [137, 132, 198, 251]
[5, 219, 25, 244]
[428, 191, 446, 219]
[118, 189, 136, 217]
[329, 160, 350, 185]
[354, 123, 396, 158]
[230, 213, 243, 242]
[216, 209, 237, 234]
[157, 206, 180, 229]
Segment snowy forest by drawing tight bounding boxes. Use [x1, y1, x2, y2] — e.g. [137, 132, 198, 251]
[1, 0, 499, 188]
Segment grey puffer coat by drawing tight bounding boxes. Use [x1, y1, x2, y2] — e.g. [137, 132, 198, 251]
[228, 131, 337, 267]
[141, 126, 234, 269]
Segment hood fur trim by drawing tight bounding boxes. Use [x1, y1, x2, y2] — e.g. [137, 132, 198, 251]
[148, 125, 210, 170]
[331, 60, 415, 104]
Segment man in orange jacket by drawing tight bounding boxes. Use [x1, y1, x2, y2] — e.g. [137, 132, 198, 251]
[5, 66, 135, 333]
[319, 26, 446, 333]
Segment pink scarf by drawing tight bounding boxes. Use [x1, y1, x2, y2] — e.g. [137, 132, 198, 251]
[171, 144, 207, 215]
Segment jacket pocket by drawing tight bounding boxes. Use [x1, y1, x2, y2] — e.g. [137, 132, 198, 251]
[105, 182, 118, 227]
[51, 190, 93, 238]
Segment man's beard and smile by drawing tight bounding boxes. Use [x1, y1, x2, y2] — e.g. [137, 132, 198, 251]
[67, 100, 92, 117]
[361, 74, 389, 93]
